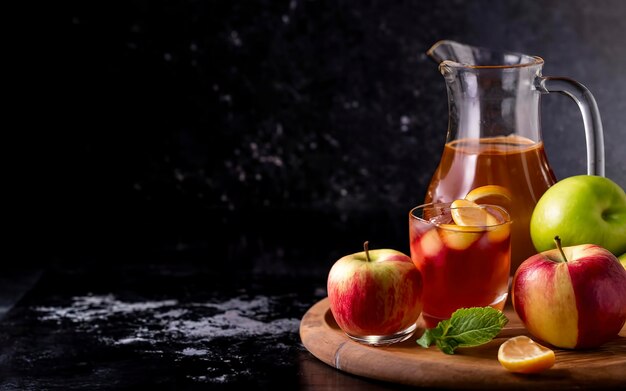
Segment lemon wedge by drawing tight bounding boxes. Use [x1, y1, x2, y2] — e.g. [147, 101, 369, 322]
[498, 335, 556, 374]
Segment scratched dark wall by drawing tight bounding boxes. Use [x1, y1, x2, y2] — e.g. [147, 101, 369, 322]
[38, 0, 626, 274]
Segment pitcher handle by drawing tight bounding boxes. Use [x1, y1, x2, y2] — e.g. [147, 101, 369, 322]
[537, 77, 605, 176]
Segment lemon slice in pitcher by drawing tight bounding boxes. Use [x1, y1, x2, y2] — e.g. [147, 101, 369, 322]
[464, 185, 512, 208]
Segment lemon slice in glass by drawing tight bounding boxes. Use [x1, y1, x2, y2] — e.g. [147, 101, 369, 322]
[435, 199, 483, 250]
[442, 199, 510, 247]
[450, 199, 496, 227]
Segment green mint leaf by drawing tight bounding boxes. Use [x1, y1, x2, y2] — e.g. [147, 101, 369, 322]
[416, 327, 438, 348]
[416, 307, 508, 354]
[446, 307, 508, 347]
[436, 337, 458, 355]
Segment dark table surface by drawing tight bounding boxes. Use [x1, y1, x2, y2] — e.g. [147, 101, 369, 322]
[3, 256, 626, 391]
[0, 258, 425, 391]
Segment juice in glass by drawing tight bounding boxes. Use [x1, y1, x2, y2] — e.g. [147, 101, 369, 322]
[409, 202, 512, 328]
[424, 135, 556, 274]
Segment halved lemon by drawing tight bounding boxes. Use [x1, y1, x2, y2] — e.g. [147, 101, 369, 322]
[498, 335, 555, 374]
[465, 185, 512, 208]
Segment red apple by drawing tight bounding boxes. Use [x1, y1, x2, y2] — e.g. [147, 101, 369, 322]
[512, 237, 626, 349]
[327, 241, 423, 345]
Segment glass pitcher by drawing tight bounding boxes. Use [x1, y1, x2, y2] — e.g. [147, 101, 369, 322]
[423, 40, 605, 274]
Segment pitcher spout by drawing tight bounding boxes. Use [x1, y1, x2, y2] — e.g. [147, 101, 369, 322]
[427, 40, 543, 69]
[427, 40, 476, 65]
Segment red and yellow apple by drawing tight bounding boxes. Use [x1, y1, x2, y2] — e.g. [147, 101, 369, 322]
[327, 242, 423, 343]
[512, 237, 626, 349]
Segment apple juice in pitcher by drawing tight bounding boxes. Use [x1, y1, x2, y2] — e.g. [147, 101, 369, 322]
[425, 135, 556, 273]
[424, 41, 605, 274]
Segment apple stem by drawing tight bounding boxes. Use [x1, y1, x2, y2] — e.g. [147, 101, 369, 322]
[364, 241, 371, 263]
[554, 236, 568, 263]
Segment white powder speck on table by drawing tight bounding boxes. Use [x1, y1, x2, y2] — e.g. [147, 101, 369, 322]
[34, 294, 301, 356]
[181, 347, 208, 356]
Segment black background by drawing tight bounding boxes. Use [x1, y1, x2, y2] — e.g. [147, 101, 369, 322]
[2, 2, 624, 389]
[35, 0, 626, 276]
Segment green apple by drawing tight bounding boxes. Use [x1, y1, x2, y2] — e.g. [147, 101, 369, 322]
[530, 175, 626, 256]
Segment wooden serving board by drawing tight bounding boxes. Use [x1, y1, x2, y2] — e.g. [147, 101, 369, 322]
[299, 298, 626, 390]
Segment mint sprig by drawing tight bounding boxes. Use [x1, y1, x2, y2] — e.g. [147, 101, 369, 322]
[416, 307, 508, 354]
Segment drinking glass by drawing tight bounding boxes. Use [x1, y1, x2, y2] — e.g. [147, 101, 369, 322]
[409, 202, 512, 328]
